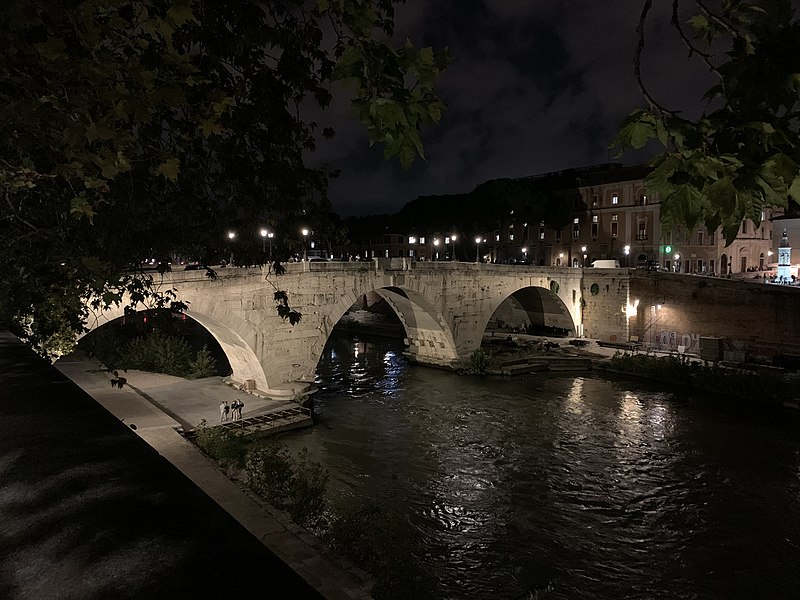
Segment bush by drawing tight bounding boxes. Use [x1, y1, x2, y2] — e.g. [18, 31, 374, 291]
[607, 351, 792, 404]
[286, 448, 329, 528]
[188, 345, 217, 379]
[194, 420, 248, 468]
[117, 332, 194, 375]
[245, 443, 296, 506]
[468, 347, 491, 374]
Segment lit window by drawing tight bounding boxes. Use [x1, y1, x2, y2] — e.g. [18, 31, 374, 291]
[592, 195, 599, 207]
[612, 194, 619, 205]
[419, 236, 425, 244]
[495, 234, 500, 242]
[509, 233, 515, 241]
[574, 218, 580, 224]
[612, 214, 618, 221]
[592, 215, 598, 223]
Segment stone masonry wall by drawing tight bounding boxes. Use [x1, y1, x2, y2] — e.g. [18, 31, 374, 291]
[630, 272, 800, 360]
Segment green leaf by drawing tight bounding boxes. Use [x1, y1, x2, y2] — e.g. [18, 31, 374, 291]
[156, 158, 181, 182]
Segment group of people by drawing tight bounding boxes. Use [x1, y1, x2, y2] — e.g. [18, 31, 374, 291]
[218, 399, 245, 422]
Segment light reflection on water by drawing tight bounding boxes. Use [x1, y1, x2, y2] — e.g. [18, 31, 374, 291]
[278, 333, 800, 600]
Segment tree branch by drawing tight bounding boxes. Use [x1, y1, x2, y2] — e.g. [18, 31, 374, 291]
[635, 0, 681, 116]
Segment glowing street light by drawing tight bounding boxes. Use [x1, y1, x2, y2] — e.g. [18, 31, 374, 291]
[581, 245, 587, 267]
[433, 238, 440, 261]
[674, 253, 681, 272]
[475, 236, 483, 263]
[260, 228, 274, 258]
[301, 228, 309, 261]
[624, 244, 630, 267]
[227, 231, 236, 266]
[521, 247, 528, 263]
[449, 233, 458, 261]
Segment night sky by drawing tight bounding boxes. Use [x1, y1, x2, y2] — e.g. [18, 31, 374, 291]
[311, 0, 716, 217]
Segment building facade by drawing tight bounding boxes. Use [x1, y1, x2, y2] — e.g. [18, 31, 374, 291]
[344, 164, 779, 274]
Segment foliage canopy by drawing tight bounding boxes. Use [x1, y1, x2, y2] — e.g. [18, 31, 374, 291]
[0, 0, 447, 356]
[613, 0, 800, 243]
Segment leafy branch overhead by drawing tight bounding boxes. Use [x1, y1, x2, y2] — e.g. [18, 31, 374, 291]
[274, 290, 302, 326]
[613, 0, 800, 243]
[0, 0, 446, 356]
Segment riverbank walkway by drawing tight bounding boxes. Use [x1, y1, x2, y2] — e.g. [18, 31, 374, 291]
[0, 332, 372, 600]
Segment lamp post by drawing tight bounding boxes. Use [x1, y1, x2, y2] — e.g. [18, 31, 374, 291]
[624, 245, 630, 267]
[433, 238, 440, 261]
[449, 233, 457, 261]
[260, 228, 274, 261]
[558, 252, 564, 267]
[674, 253, 680, 273]
[475, 236, 483, 263]
[227, 231, 236, 266]
[521, 247, 528, 263]
[301, 228, 309, 261]
[581, 245, 587, 267]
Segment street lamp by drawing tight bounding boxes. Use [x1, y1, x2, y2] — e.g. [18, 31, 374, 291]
[449, 233, 457, 261]
[301, 228, 309, 261]
[624, 245, 630, 267]
[521, 247, 528, 263]
[227, 231, 236, 266]
[674, 253, 680, 272]
[433, 238, 440, 261]
[558, 252, 564, 267]
[581, 245, 587, 267]
[475, 236, 483, 263]
[260, 228, 274, 260]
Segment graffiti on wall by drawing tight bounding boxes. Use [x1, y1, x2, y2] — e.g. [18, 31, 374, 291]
[656, 331, 701, 351]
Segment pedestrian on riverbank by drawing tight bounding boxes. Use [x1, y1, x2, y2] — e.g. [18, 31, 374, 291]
[236, 399, 245, 420]
[230, 399, 238, 421]
[219, 400, 231, 423]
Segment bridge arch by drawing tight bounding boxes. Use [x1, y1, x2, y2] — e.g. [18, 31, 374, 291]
[486, 285, 577, 337]
[311, 284, 460, 372]
[82, 303, 270, 392]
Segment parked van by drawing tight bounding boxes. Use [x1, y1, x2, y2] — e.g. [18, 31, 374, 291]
[592, 259, 621, 268]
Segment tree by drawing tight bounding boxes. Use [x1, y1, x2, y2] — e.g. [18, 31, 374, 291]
[0, 0, 448, 356]
[613, 0, 800, 243]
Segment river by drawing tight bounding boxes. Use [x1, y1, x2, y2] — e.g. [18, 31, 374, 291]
[278, 331, 800, 600]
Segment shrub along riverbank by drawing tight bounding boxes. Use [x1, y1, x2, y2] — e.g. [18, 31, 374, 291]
[600, 351, 800, 407]
[192, 423, 438, 599]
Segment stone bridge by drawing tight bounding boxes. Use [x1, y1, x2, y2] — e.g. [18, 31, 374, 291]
[86, 259, 633, 396]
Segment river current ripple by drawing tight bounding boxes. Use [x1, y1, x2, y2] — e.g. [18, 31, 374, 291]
[278, 333, 800, 600]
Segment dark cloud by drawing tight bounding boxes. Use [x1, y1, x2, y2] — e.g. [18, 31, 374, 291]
[313, 1, 712, 217]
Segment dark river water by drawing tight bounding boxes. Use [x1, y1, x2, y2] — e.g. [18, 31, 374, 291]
[278, 332, 800, 600]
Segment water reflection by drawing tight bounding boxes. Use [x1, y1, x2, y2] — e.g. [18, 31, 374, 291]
[280, 332, 800, 600]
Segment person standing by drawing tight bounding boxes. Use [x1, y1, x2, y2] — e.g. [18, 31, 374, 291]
[219, 400, 227, 423]
[230, 400, 238, 421]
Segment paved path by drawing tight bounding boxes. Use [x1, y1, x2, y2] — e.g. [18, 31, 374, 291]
[0, 340, 372, 600]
